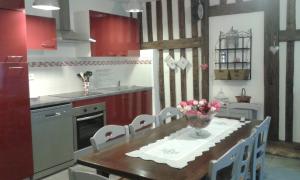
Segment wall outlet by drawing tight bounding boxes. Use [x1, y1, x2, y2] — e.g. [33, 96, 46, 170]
[29, 73, 35, 80]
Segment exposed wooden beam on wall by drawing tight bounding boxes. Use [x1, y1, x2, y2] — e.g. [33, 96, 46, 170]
[285, 0, 296, 143]
[167, 0, 176, 107]
[137, 12, 143, 44]
[279, 30, 300, 42]
[146, 2, 153, 42]
[264, 0, 280, 141]
[191, 0, 200, 100]
[209, 0, 264, 17]
[201, 0, 209, 99]
[178, 0, 187, 101]
[141, 37, 202, 50]
[156, 0, 165, 109]
[286, 42, 294, 142]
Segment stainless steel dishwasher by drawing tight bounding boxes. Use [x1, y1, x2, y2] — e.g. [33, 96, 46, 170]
[31, 103, 74, 179]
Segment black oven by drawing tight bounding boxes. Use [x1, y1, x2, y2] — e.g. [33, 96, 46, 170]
[73, 103, 106, 151]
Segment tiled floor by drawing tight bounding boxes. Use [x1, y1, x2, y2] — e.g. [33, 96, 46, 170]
[265, 155, 300, 180]
[43, 155, 300, 180]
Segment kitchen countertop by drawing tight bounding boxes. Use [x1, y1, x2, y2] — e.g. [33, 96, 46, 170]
[30, 86, 152, 109]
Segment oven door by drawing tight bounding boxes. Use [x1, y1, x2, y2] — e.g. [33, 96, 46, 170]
[75, 112, 105, 150]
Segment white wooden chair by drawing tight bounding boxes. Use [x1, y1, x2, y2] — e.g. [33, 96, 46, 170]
[208, 140, 244, 180]
[128, 114, 156, 135]
[158, 107, 182, 125]
[250, 116, 271, 180]
[90, 125, 129, 152]
[236, 131, 256, 180]
[69, 168, 108, 180]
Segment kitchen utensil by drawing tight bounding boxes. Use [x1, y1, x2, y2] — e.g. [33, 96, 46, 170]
[235, 88, 251, 103]
[79, 72, 85, 81]
[77, 73, 84, 82]
[84, 71, 93, 82]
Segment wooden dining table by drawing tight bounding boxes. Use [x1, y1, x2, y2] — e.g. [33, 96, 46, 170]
[77, 118, 261, 180]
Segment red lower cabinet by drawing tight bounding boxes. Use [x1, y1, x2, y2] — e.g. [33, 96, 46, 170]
[73, 90, 152, 125]
[0, 63, 33, 180]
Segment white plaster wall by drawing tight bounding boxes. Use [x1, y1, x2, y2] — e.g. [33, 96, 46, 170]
[209, 12, 265, 117]
[279, 42, 287, 141]
[293, 42, 300, 142]
[140, 50, 160, 114]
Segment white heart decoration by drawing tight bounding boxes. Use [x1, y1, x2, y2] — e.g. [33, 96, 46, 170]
[269, 46, 279, 55]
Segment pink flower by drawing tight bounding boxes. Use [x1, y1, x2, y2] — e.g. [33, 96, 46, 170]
[186, 100, 195, 106]
[192, 100, 199, 105]
[209, 100, 222, 112]
[199, 99, 208, 106]
[180, 101, 187, 107]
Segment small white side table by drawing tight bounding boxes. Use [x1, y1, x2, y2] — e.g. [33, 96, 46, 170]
[217, 102, 263, 120]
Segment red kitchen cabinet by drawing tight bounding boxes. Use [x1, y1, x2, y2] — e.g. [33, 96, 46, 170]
[0, 6, 33, 180]
[0, 62, 33, 180]
[90, 11, 140, 57]
[0, 9, 27, 63]
[0, 0, 24, 10]
[73, 90, 152, 125]
[26, 15, 57, 50]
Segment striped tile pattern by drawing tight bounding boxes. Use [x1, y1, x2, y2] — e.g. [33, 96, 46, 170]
[29, 60, 152, 68]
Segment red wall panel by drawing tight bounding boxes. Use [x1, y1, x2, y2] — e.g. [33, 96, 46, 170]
[26, 15, 57, 50]
[90, 11, 140, 57]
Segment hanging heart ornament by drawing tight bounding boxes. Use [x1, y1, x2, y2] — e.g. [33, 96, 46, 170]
[269, 46, 279, 55]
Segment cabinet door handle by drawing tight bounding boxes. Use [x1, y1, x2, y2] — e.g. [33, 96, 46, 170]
[77, 113, 103, 122]
[7, 56, 23, 62]
[9, 66, 24, 69]
[45, 112, 62, 118]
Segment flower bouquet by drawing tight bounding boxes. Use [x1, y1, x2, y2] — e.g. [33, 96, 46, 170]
[177, 99, 221, 137]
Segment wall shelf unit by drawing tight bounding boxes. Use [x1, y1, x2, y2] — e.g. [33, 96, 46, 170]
[214, 28, 252, 80]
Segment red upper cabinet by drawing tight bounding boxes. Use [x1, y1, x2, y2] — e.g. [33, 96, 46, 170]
[26, 15, 57, 50]
[0, 0, 24, 10]
[90, 11, 140, 57]
[0, 9, 27, 62]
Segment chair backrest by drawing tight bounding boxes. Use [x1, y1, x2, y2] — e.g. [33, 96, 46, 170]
[250, 116, 271, 180]
[128, 114, 156, 135]
[236, 131, 256, 180]
[158, 107, 182, 125]
[208, 141, 244, 180]
[90, 125, 129, 152]
[69, 168, 108, 180]
[254, 116, 271, 154]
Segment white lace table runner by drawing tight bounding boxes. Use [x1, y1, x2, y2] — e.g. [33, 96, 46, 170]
[126, 118, 247, 169]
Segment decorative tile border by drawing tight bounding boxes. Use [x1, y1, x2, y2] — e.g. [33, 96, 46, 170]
[29, 60, 152, 68]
